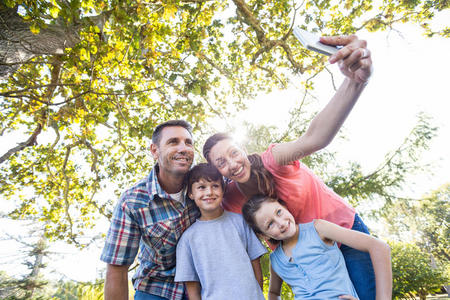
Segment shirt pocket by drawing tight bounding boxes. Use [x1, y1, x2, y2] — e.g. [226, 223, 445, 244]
[144, 217, 184, 262]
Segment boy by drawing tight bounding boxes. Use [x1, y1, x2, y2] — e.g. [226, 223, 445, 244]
[175, 163, 267, 300]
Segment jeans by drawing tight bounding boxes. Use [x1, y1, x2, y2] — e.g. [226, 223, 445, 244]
[134, 291, 167, 300]
[340, 214, 376, 300]
[134, 290, 188, 300]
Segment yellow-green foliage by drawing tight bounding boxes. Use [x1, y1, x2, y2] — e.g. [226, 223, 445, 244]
[0, 0, 447, 248]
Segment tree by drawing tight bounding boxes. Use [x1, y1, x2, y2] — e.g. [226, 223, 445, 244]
[382, 183, 450, 296]
[382, 183, 449, 260]
[416, 184, 450, 262]
[384, 184, 450, 255]
[0, 228, 50, 299]
[0, 271, 17, 298]
[51, 279, 105, 300]
[390, 241, 448, 300]
[0, 0, 448, 247]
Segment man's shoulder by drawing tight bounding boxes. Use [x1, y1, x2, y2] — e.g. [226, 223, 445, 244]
[123, 176, 149, 194]
[118, 174, 153, 208]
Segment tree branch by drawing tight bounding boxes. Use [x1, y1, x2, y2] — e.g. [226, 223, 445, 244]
[61, 141, 82, 246]
[196, 51, 232, 79]
[255, 64, 287, 88]
[44, 57, 63, 100]
[232, 0, 306, 73]
[0, 83, 78, 97]
[0, 123, 43, 164]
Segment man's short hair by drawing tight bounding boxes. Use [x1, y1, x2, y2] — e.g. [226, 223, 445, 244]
[152, 120, 193, 145]
[186, 163, 225, 196]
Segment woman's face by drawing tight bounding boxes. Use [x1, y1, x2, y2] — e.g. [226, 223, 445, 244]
[208, 138, 252, 183]
[254, 200, 297, 242]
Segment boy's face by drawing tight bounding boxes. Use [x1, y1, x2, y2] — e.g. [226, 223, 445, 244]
[189, 178, 224, 216]
[254, 201, 297, 241]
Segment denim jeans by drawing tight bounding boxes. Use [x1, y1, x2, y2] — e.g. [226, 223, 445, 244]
[340, 214, 376, 300]
[134, 290, 189, 300]
[134, 291, 168, 300]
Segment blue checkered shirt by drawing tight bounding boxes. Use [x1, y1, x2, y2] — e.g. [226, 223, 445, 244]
[101, 166, 200, 300]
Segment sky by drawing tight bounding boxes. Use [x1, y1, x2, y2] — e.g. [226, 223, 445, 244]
[1, 14, 449, 283]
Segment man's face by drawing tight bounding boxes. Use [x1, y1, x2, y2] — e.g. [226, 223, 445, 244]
[151, 126, 194, 177]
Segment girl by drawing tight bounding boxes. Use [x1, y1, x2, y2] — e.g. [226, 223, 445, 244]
[242, 195, 392, 300]
[202, 35, 377, 299]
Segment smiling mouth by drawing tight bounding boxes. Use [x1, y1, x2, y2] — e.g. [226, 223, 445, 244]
[202, 198, 216, 203]
[173, 157, 190, 163]
[231, 166, 244, 177]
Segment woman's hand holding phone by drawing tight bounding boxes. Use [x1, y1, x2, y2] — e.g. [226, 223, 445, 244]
[292, 27, 372, 84]
[320, 35, 373, 84]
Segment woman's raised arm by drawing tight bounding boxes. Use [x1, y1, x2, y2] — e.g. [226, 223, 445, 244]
[272, 35, 373, 165]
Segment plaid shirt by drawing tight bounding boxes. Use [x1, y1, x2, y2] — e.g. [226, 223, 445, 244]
[101, 165, 200, 300]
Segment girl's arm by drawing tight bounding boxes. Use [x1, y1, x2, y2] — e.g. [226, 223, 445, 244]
[251, 257, 264, 290]
[314, 219, 392, 300]
[268, 265, 283, 300]
[185, 281, 201, 300]
[272, 35, 373, 166]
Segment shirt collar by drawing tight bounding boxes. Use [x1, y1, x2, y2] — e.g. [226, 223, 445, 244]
[147, 164, 187, 203]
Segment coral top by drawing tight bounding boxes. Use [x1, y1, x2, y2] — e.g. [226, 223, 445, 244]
[222, 144, 355, 230]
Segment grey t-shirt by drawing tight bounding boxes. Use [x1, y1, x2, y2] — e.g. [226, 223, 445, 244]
[175, 211, 267, 300]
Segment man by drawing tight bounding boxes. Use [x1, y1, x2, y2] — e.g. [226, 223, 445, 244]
[101, 120, 200, 300]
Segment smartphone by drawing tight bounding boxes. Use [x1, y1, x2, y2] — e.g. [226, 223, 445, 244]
[292, 27, 340, 56]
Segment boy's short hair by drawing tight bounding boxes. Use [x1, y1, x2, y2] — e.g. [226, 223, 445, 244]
[186, 163, 225, 196]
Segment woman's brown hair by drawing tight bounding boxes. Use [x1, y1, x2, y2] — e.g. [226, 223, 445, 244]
[247, 153, 277, 199]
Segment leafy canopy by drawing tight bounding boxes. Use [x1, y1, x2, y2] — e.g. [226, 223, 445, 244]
[0, 0, 447, 246]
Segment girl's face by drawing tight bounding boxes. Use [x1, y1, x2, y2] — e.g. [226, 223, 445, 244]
[208, 139, 252, 183]
[254, 200, 297, 241]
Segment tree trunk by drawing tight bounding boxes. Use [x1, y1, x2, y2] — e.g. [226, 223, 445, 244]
[0, 5, 81, 79]
[25, 235, 48, 298]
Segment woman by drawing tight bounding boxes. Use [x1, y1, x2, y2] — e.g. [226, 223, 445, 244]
[202, 35, 377, 300]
